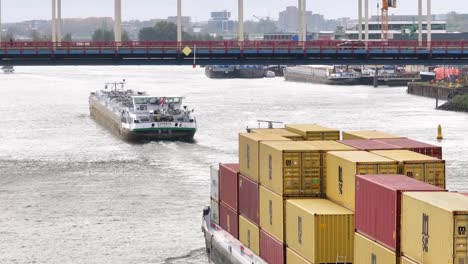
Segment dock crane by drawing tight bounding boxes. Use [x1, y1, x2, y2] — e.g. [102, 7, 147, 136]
[381, 0, 397, 40]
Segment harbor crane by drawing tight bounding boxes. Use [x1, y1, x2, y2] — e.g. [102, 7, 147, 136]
[381, 0, 397, 40]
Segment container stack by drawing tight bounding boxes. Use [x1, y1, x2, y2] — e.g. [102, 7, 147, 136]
[255, 125, 355, 264]
[354, 175, 445, 264]
[210, 164, 220, 225]
[251, 128, 304, 141]
[285, 124, 340, 141]
[375, 138, 443, 159]
[342, 130, 402, 140]
[371, 150, 446, 188]
[219, 163, 241, 238]
[400, 192, 468, 264]
[326, 151, 399, 211]
[238, 132, 291, 259]
[210, 126, 460, 264]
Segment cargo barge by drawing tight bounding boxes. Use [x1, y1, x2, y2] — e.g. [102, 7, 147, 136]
[202, 126, 468, 264]
[284, 66, 361, 85]
[205, 65, 265, 79]
[89, 81, 196, 142]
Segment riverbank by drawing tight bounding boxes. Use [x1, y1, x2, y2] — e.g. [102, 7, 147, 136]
[438, 94, 468, 112]
[407, 82, 468, 100]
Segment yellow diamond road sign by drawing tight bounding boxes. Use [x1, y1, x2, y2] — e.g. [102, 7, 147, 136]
[182, 46, 192, 56]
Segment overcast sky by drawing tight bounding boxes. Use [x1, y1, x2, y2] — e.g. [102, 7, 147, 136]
[1, 0, 466, 23]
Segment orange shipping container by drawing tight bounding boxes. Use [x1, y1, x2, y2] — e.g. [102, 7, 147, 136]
[251, 128, 304, 141]
[285, 124, 340, 141]
[239, 215, 260, 255]
[286, 248, 312, 264]
[239, 133, 290, 183]
[285, 199, 354, 264]
[259, 141, 321, 197]
[259, 186, 285, 242]
[342, 130, 401, 140]
[401, 192, 468, 264]
[354, 232, 397, 264]
[326, 151, 398, 210]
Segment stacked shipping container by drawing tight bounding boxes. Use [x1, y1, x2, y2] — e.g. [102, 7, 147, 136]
[371, 150, 446, 188]
[342, 130, 402, 140]
[238, 133, 291, 260]
[354, 175, 445, 264]
[285, 124, 340, 141]
[210, 165, 220, 225]
[209, 125, 463, 264]
[401, 192, 468, 264]
[218, 164, 240, 238]
[376, 138, 443, 159]
[326, 151, 399, 211]
[251, 128, 304, 141]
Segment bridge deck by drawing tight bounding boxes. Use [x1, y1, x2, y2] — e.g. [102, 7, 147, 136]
[1, 40, 467, 66]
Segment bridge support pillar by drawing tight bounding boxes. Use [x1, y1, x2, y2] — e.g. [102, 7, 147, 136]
[364, 0, 369, 46]
[301, 0, 306, 43]
[298, 0, 302, 42]
[0, 0, 2, 43]
[238, 0, 244, 46]
[52, 0, 57, 43]
[57, 0, 62, 42]
[418, 0, 422, 46]
[427, 0, 431, 50]
[358, 0, 362, 41]
[177, 0, 182, 47]
[114, 0, 122, 43]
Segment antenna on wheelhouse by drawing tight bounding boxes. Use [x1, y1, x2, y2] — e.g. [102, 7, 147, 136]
[257, 120, 283, 129]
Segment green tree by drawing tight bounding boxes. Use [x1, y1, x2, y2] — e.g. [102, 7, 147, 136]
[63, 33, 73, 41]
[138, 21, 219, 41]
[31, 30, 51, 41]
[138, 27, 158, 41]
[122, 31, 131, 42]
[92, 29, 130, 42]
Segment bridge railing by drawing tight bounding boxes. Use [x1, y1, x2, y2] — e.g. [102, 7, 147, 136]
[0, 40, 467, 53]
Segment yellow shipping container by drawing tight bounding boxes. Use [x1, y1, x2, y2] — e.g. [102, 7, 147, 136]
[285, 199, 354, 264]
[239, 133, 291, 183]
[400, 257, 419, 264]
[251, 128, 304, 141]
[286, 248, 312, 264]
[371, 150, 446, 189]
[285, 124, 340, 141]
[342, 130, 401, 140]
[239, 215, 260, 255]
[259, 141, 322, 197]
[354, 232, 397, 264]
[401, 192, 468, 264]
[259, 186, 285, 242]
[302, 141, 357, 197]
[326, 151, 399, 210]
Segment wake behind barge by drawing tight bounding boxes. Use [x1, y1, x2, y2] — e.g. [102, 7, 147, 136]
[89, 82, 197, 142]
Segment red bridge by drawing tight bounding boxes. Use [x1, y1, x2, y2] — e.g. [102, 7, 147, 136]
[1, 40, 467, 66]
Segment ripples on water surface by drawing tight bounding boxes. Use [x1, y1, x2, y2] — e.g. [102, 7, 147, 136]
[0, 66, 467, 263]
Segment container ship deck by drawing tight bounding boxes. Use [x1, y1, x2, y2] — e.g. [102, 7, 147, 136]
[203, 125, 467, 264]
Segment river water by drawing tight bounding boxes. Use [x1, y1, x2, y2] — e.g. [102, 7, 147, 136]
[0, 66, 467, 264]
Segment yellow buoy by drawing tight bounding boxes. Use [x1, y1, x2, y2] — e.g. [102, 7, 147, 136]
[437, 124, 443, 140]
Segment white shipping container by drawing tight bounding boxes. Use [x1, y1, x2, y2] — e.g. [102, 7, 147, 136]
[211, 199, 220, 225]
[211, 164, 220, 201]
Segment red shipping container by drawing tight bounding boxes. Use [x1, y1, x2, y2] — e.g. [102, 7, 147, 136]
[376, 138, 442, 159]
[219, 201, 239, 239]
[355, 175, 445, 252]
[338, 139, 403, 151]
[260, 230, 285, 264]
[219, 163, 240, 211]
[239, 174, 259, 225]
